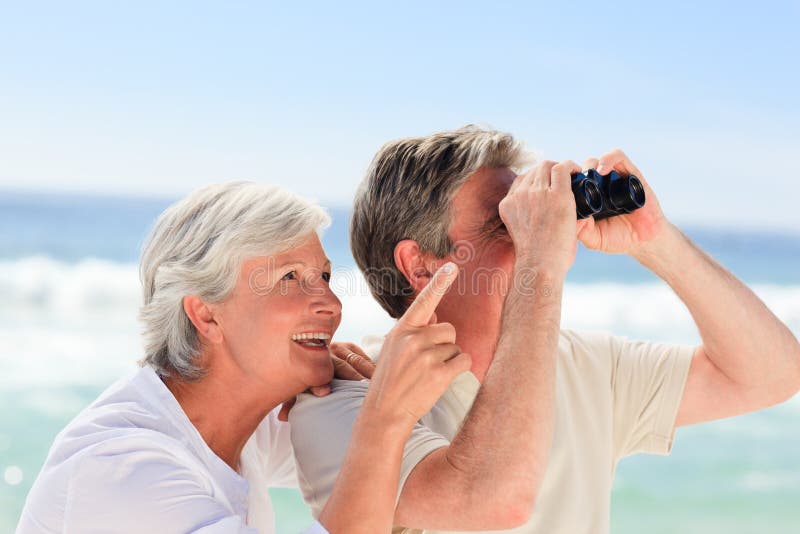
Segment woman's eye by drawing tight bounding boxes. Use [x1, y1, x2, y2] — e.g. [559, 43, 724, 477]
[281, 270, 297, 281]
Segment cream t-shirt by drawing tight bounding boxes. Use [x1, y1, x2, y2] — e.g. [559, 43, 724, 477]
[290, 329, 694, 534]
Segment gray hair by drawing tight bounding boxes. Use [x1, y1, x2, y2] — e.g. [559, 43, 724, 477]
[139, 181, 330, 380]
[350, 125, 530, 318]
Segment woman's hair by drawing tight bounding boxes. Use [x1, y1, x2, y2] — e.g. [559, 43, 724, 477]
[138, 181, 330, 380]
[350, 125, 530, 318]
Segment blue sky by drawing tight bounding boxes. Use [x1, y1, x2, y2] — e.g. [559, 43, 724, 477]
[1, 0, 798, 229]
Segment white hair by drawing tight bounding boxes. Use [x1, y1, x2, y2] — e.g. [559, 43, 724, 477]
[138, 181, 330, 380]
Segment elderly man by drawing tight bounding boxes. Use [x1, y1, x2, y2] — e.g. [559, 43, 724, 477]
[289, 126, 800, 533]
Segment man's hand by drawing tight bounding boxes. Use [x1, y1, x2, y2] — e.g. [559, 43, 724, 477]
[499, 159, 581, 275]
[579, 149, 670, 255]
[278, 343, 377, 421]
[396, 165, 574, 529]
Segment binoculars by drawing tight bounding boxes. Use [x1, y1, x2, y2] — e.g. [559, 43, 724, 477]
[571, 169, 646, 220]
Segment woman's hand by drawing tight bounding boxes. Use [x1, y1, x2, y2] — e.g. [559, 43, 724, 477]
[365, 262, 472, 426]
[316, 262, 471, 534]
[329, 342, 376, 380]
[278, 343, 375, 422]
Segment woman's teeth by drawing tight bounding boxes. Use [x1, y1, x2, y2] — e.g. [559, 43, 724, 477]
[291, 333, 331, 348]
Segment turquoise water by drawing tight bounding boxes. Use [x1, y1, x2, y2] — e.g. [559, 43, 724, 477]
[1, 191, 798, 533]
[4, 388, 798, 533]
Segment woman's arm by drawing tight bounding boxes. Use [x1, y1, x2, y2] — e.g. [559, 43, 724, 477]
[317, 263, 470, 534]
[316, 404, 414, 533]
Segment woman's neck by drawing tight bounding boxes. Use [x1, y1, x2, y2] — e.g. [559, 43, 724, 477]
[162, 360, 292, 472]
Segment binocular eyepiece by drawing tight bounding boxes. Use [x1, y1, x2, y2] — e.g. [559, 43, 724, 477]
[570, 169, 646, 220]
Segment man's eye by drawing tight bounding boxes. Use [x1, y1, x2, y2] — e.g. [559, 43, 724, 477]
[281, 270, 297, 281]
[490, 219, 507, 234]
[322, 271, 331, 283]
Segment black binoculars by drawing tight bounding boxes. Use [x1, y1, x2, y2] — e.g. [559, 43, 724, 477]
[570, 169, 646, 220]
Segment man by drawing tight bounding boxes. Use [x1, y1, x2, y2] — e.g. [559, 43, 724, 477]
[289, 126, 800, 533]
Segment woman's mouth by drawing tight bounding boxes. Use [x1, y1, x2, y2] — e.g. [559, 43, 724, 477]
[291, 332, 331, 350]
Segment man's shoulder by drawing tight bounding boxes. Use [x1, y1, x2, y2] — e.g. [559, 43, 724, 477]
[288, 380, 378, 456]
[556, 329, 620, 379]
[292, 379, 370, 417]
[559, 328, 624, 355]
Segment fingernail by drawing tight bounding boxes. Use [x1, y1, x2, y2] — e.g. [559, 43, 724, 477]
[596, 162, 608, 174]
[442, 262, 456, 273]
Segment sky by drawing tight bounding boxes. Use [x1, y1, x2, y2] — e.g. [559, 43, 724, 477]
[1, 0, 798, 230]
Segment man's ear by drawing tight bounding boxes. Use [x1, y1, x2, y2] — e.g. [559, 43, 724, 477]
[183, 295, 223, 344]
[394, 239, 437, 294]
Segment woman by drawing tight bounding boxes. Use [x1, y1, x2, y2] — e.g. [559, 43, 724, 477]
[16, 182, 470, 533]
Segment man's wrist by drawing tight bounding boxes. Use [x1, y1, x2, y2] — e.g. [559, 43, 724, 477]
[512, 257, 566, 287]
[630, 223, 688, 274]
[506, 263, 565, 306]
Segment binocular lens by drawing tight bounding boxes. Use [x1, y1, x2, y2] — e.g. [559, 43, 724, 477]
[629, 178, 645, 207]
[573, 169, 646, 220]
[608, 173, 646, 213]
[571, 175, 603, 219]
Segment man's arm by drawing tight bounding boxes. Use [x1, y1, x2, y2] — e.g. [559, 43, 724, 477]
[580, 148, 800, 428]
[394, 273, 560, 529]
[632, 224, 800, 426]
[394, 160, 583, 530]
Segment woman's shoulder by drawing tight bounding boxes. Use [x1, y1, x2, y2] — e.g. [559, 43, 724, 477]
[46, 367, 206, 474]
[48, 408, 201, 478]
[22, 424, 237, 534]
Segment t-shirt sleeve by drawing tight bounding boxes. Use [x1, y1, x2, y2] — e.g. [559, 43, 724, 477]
[289, 380, 449, 517]
[606, 332, 695, 458]
[63, 435, 256, 533]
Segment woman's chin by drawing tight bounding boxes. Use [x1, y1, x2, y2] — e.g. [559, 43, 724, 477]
[304, 360, 335, 388]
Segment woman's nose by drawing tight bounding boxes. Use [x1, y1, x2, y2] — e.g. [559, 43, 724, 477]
[309, 281, 342, 316]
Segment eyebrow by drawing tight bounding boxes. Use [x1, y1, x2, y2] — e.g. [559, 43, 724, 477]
[275, 258, 333, 270]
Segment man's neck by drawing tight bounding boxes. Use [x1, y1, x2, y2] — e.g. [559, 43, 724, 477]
[450, 327, 496, 383]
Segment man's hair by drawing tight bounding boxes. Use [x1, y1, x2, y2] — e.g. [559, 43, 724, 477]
[138, 181, 330, 380]
[350, 125, 529, 318]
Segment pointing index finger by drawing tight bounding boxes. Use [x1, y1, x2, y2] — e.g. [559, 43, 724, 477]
[399, 262, 458, 327]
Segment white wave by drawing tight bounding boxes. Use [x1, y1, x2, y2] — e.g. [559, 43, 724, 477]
[562, 282, 800, 344]
[1, 256, 799, 388]
[0, 255, 141, 327]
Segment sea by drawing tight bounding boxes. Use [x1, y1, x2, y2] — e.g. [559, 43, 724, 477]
[1, 190, 798, 534]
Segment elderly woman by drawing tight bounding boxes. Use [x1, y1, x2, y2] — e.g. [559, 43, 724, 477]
[17, 182, 469, 533]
